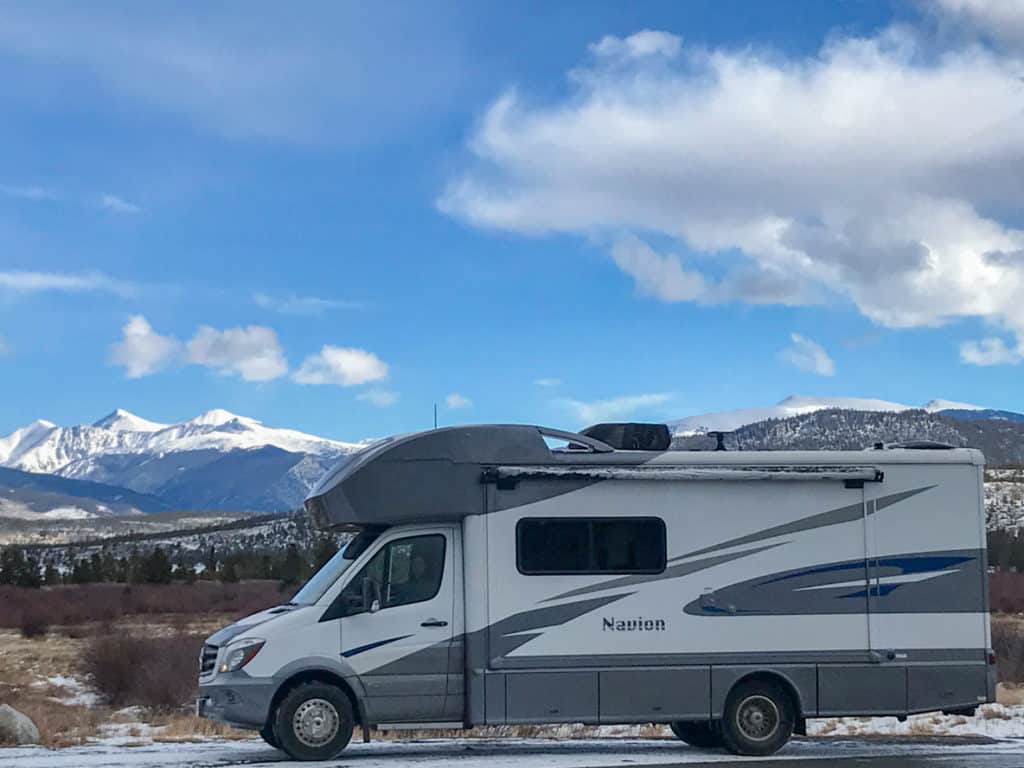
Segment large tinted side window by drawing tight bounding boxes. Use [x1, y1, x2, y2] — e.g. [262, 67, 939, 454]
[516, 519, 590, 574]
[592, 519, 665, 573]
[516, 518, 665, 575]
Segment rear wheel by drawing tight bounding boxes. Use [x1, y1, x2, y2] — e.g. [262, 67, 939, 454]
[274, 682, 354, 761]
[719, 679, 795, 756]
[669, 720, 721, 749]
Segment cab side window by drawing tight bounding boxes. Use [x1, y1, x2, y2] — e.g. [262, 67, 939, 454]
[333, 534, 446, 617]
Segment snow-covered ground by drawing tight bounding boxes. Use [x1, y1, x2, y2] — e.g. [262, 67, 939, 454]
[808, 705, 1024, 740]
[3, 736, 1024, 768]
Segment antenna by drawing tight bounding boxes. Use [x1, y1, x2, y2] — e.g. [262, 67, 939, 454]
[433, 403, 438, 430]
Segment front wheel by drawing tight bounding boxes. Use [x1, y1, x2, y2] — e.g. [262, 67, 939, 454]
[274, 682, 354, 761]
[669, 720, 721, 749]
[719, 679, 795, 756]
[259, 723, 280, 750]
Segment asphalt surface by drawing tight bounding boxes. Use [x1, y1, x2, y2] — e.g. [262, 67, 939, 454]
[636, 755, 1024, 768]
[4, 736, 1024, 767]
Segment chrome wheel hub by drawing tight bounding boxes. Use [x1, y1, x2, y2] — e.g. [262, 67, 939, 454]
[293, 698, 339, 747]
[736, 695, 779, 742]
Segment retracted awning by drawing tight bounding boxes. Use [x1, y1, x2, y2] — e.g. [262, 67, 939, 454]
[488, 465, 884, 482]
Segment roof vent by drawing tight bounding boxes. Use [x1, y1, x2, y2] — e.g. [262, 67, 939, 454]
[579, 423, 671, 451]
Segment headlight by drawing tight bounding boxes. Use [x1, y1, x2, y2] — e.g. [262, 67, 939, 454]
[220, 638, 265, 673]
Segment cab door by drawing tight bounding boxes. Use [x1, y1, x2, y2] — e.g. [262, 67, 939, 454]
[332, 526, 457, 724]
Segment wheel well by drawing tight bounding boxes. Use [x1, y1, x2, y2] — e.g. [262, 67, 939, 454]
[269, 669, 364, 728]
[726, 671, 803, 719]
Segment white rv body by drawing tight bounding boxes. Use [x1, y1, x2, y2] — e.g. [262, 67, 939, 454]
[198, 425, 995, 758]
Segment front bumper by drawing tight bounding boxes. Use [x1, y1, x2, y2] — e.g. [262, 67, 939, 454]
[197, 673, 276, 730]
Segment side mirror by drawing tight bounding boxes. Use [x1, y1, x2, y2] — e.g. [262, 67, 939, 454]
[361, 577, 381, 613]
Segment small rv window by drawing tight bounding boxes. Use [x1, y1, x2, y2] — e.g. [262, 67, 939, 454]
[516, 517, 665, 575]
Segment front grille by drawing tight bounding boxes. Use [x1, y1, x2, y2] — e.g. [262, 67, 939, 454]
[200, 644, 218, 676]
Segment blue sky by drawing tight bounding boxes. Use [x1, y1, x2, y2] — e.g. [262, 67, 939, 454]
[2, 0, 1023, 440]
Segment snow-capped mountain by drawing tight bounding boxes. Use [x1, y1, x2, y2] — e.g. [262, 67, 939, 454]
[669, 395, 988, 434]
[0, 409, 364, 513]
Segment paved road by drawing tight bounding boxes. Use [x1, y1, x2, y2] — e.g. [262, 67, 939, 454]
[3, 737, 1024, 767]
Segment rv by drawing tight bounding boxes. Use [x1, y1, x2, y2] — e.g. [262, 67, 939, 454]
[197, 424, 995, 760]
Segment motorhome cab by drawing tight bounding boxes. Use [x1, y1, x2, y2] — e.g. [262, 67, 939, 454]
[197, 424, 995, 760]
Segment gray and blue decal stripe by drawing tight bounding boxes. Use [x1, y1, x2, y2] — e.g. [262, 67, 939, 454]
[674, 486, 934, 561]
[684, 549, 983, 616]
[342, 635, 412, 658]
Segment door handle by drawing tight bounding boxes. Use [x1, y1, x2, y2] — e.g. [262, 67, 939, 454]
[421, 619, 448, 628]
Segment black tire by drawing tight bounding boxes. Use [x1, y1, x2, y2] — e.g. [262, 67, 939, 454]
[719, 678, 795, 757]
[669, 720, 722, 749]
[274, 681, 354, 761]
[259, 723, 280, 750]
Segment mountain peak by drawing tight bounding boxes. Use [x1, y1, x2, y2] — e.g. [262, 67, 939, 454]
[775, 394, 910, 411]
[188, 409, 259, 427]
[93, 409, 167, 432]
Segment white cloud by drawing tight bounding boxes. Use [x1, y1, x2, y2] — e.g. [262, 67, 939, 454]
[0, 184, 56, 201]
[960, 337, 1022, 366]
[445, 393, 472, 410]
[0, 269, 136, 297]
[932, 0, 1024, 49]
[558, 393, 672, 424]
[253, 292, 361, 316]
[293, 346, 389, 386]
[357, 388, 399, 408]
[186, 325, 287, 381]
[611, 235, 706, 302]
[440, 21, 1024, 361]
[109, 315, 181, 378]
[590, 30, 682, 60]
[0, 335, 10, 357]
[779, 333, 836, 376]
[100, 194, 141, 214]
[535, 377, 561, 387]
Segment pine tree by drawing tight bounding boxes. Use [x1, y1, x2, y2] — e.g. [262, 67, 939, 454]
[143, 547, 173, 584]
[281, 545, 303, 586]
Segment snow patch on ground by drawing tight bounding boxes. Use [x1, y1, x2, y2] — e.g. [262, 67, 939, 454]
[808, 705, 1024, 739]
[36, 675, 101, 707]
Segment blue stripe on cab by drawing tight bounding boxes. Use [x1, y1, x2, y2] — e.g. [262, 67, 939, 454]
[341, 634, 412, 658]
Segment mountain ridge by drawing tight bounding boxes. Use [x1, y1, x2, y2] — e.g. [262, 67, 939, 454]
[669, 395, 996, 434]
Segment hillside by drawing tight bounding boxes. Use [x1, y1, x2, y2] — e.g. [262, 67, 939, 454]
[692, 407, 1024, 465]
[0, 466, 169, 520]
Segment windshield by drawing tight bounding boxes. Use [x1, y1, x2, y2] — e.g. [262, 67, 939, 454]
[291, 528, 385, 605]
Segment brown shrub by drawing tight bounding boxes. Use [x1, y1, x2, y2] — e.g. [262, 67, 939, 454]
[84, 632, 204, 711]
[990, 571, 1024, 614]
[992, 618, 1024, 683]
[0, 582, 283, 629]
[19, 606, 49, 638]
